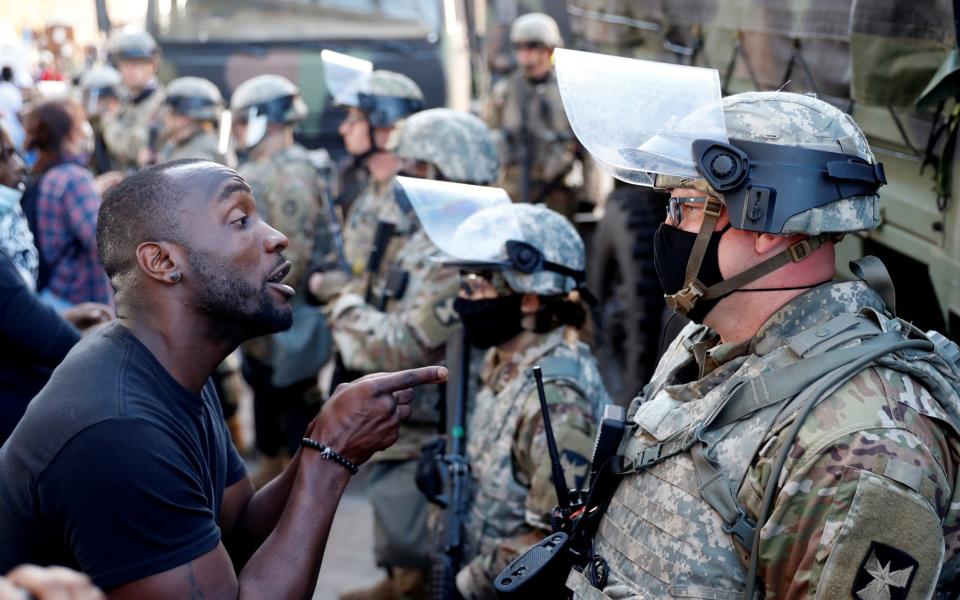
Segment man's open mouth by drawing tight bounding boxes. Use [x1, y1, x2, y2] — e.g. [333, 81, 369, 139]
[266, 261, 296, 298]
[266, 261, 292, 284]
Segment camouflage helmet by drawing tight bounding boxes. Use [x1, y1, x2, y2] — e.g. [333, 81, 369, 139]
[454, 203, 585, 296]
[339, 70, 424, 128]
[108, 29, 159, 61]
[721, 91, 880, 235]
[389, 108, 500, 185]
[166, 76, 223, 121]
[79, 64, 121, 93]
[510, 12, 564, 48]
[230, 75, 308, 148]
[655, 92, 881, 235]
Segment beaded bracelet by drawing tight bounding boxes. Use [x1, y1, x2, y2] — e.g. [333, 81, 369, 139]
[300, 438, 359, 475]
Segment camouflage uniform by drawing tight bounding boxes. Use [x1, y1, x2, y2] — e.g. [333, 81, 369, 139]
[486, 70, 580, 218]
[566, 282, 960, 599]
[156, 129, 232, 166]
[548, 54, 960, 598]
[458, 328, 610, 599]
[101, 85, 165, 173]
[101, 30, 165, 173]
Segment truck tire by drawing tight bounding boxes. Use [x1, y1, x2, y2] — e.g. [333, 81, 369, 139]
[588, 187, 666, 405]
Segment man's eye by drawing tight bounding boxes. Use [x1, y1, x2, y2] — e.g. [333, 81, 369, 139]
[231, 215, 249, 228]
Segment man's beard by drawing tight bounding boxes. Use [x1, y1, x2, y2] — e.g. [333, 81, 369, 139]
[187, 250, 293, 343]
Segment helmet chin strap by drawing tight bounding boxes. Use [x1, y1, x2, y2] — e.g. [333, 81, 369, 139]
[666, 196, 831, 317]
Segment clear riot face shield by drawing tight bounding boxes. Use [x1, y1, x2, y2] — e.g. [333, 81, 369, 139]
[395, 176, 517, 268]
[555, 49, 886, 235]
[321, 49, 373, 108]
[396, 177, 589, 295]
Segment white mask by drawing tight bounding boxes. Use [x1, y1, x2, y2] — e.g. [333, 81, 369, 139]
[0, 183, 23, 212]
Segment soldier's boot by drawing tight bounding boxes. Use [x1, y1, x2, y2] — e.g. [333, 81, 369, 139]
[338, 576, 399, 600]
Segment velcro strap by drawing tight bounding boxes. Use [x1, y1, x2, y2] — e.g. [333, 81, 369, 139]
[826, 160, 887, 185]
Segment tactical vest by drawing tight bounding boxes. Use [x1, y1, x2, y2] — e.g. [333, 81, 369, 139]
[567, 303, 960, 598]
[465, 338, 610, 565]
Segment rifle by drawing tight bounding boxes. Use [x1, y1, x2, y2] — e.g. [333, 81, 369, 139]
[363, 220, 396, 304]
[323, 190, 351, 274]
[518, 84, 532, 205]
[428, 328, 472, 600]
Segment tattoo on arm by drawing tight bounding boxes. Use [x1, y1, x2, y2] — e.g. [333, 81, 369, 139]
[186, 562, 206, 600]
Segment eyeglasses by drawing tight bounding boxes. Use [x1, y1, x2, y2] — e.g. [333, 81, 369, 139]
[667, 196, 710, 225]
[513, 42, 546, 51]
[460, 271, 511, 296]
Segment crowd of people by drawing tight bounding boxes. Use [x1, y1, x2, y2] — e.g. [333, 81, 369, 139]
[0, 10, 958, 600]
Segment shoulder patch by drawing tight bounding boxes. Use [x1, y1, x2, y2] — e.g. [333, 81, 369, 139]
[282, 198, 298, 216]
[853, 542, 918, 600]
[559, 449, 590, 490]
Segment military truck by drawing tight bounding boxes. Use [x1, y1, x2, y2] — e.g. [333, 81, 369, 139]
[106, 0, 474, 156]
[559, 0, 960, 403]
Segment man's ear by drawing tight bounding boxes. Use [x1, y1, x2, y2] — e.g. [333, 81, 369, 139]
[135, 241, 185, 284]
[520, 293, 541, 315]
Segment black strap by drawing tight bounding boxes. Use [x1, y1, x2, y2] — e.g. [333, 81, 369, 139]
[849, 256, 896, 315]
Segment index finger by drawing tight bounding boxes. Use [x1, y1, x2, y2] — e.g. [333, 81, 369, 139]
[359, 366, 448, 396]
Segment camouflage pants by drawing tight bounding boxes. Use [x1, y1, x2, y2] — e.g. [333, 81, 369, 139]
[367, 459, 432, 570]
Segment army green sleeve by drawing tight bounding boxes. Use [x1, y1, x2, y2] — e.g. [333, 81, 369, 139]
[514, 383, 596, 528]
[265, 163, 320, 288]
[455, 382, 596, 600]
[101, 110, 150, 166]
[741, 366, 960, 599]
[327, 256, 460, 373]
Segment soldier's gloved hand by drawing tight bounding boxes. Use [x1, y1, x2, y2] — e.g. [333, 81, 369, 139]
[309, 366, 447, 465]
[308, 269, 352, 304]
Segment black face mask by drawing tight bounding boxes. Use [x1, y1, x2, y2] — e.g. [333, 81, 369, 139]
[653, 223, 729, 324]
[454, 294, 525, 349]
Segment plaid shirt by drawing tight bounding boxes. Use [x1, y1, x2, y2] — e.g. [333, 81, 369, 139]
[35, 158, 112, 305]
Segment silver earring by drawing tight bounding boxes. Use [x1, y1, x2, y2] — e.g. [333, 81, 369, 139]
[170, 272, 182, 283]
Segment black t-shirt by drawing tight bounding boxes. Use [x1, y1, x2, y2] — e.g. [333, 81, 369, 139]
[0, 322, 247, 590]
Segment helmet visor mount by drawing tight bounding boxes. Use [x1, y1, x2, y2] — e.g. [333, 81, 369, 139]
[358, 93, 425, 129]
[321, 49, 373, 107]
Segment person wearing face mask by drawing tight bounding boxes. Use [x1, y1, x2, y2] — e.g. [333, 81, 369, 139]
[100, 30, 166, 172]
[20, 99, 119, 308]
[326, 108, 499, 600]
[485, 13, 586, 219]
[229, 74, 335, 486]
[0, 124, 112, 442]
[404, 183, 611, 600]
[524, 49, 960, 598]
[155, 76, 234, 167]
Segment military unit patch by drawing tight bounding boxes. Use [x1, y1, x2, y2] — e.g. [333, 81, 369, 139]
[853, 542, 918, 600]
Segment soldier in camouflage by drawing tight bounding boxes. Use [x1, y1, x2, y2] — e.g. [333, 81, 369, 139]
[100, 30, 165, 172]
[155, 76, 234, 167]
[230, 74, 334, 487]
[416, 197, 611, 600]
[485, 13, 584, 219]
[552, 60, 960, 598]
[328, 108, 489, 600]
[309, 68, 425, 309]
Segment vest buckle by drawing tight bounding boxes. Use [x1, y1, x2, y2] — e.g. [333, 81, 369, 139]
[722, 507, 756, 549]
